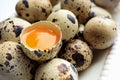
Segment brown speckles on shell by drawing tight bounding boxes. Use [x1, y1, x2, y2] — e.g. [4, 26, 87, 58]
[72, 52, 85, 67]
[9, 20, 14, 24]
[72, 30, 75, 32]
[0, 18, 31, 43]
[18, 12, 22, 17]
[113, 27, 117, 31]
[70, 64, 78, 74]
[13, 25, 23, 37]
[64, 0, 68, 4]
[0, 64, 3, 67]
[0, 41, 34, 80]
[6, 53, 12, 61]
[61, 0, 91, 24]
[60, 39, 93, 71]
[67, 26, 69, 28]
[4, 61, 10, 67]
[84, 17, 117, 49]
[51, 78, 54, 80]
[41, 7, 46, 13]
[74, 45, 81, 49]
[34, 51, 42, 58]
[58, 63, 69, 74]
[10, 66, 14, 70]
[52, 19, 58, 22]
[16, 0, 52, 23]
[22, 0, 29, 8]
[4, 26, 7, 30]
[76, 7, 81, 11]
[35, 58, 78, 80]
[47, 10, 78, 41]
[67, 14, 76, 24]
[16, 45, 23, 51]
[26, 13, 30, 17]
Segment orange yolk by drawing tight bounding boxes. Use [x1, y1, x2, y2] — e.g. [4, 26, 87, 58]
[22, 27, 60, 50]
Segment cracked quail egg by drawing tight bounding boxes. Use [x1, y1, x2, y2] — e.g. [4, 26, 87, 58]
[20, 21, 62, 63]
[35, 58, 78, 80]
[16, 0, 52, 23]
[0, 18, 31, 43]
[0, 41, 35, 80]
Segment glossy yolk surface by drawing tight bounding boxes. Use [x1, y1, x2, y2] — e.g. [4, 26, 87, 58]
[22, 27, 60, 50]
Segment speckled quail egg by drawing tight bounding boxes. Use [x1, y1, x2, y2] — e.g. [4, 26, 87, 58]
[20, 21, 62, 63]
[84, 16, 117, 49]
[89, 5, 112, 19]
[35, 58, 78, 80]
[16, 0, 52, 23]
[47, 9, 78, 42]
[61, 0, 91, 24]
[49, 0, 60, 6]
[0, 41, 35, 80]
[59, 39, 93, 71]
[93, 0, 120, 10]
[0, 18, 31, 43]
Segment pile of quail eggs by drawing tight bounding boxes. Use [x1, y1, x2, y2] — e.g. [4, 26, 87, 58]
[0, 0, 119, 80]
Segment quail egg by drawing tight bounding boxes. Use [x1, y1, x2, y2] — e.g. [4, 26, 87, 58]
[0, 41, 35, 80]
[47, 9, 78, 42]
[93, 0, 120, 10]
[20, 21, 62, 63]
[89, 5, 112, 18]
[84, 16, 117, 49]
[61, 0, 91, 24]
[16, 0, 52, 23]
[49, 0, 60, 6]
[60, 39, 93, 71]
[35, 58, 78, 80]
[0, 18, 31, 43]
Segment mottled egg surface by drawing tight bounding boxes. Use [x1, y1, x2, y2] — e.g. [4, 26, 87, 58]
[61, 0, 91, 23]
[35, 58, 78, 80]
[47, 9, 78, 42]
[60, 39, 93, 71]
[0, 18, 31, 43]
[16, 0, 52, 23]
[84, 16, 117, 49]
[0, 41, 35, 80]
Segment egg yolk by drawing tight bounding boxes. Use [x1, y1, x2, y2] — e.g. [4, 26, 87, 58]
[22, 26, 60, 50]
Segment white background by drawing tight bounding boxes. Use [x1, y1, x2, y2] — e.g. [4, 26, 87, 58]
[0, 0, 18, 21]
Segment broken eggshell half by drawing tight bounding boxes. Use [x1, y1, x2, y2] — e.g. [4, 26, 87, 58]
[20, 21, 62, 62]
